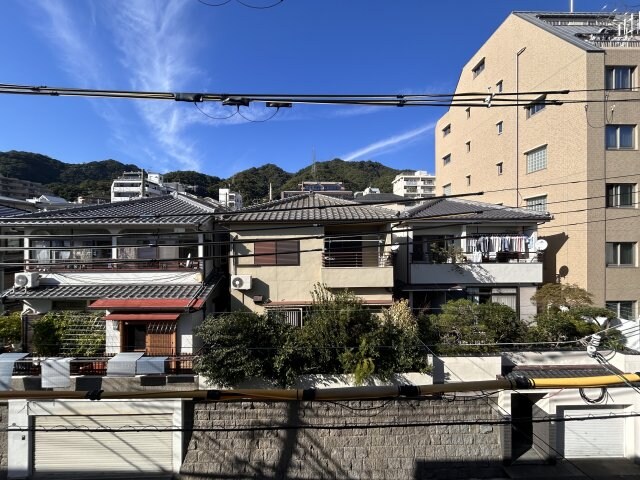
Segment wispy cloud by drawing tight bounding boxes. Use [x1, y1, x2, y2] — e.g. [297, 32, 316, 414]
[342, 122, 435, 162]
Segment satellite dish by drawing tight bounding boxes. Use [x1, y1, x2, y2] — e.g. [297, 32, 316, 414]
[231, 276, 244, 289]
[535, 239, 548, 251]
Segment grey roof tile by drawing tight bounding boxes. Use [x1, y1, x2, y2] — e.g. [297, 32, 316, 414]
[404, 198, 552, 222]
[227, 192, 397, 223]
[0, 193, 222, 226]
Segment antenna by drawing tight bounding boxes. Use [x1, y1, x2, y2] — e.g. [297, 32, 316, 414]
[570, 0, 573, 13]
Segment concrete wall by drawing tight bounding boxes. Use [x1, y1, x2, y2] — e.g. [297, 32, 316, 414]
[179, 399, 505, 480]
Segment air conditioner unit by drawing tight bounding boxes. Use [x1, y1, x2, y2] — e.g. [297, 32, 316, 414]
[14, 272, 40, 289]
[230, 274, 252, 291]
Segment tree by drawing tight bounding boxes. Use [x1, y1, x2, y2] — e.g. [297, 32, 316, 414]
[194, 311, 293, 387]
[0, 312, 22, 350]
[32, 311, 105, 356]
[531, 283, 593, 311]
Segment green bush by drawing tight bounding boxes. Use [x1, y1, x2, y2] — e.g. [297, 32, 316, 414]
[0, 311, 22, 349]
[32, 311, 105, 357]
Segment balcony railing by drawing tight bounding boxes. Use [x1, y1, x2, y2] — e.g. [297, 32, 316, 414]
[11, 355, 195, 376]
[26, 259, 201, 272]
[322, 251, 391, 267]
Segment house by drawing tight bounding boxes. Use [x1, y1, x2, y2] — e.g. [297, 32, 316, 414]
[225, 192, 397, 323]
[393, 197, 552, 320]
[280, 181, 353, 200]
[0, 192, 227, 355]
[436, 10, 640, 317]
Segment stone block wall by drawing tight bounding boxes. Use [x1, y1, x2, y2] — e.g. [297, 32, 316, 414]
[0, 403, 7, 480]
[180, 398, 504, 479]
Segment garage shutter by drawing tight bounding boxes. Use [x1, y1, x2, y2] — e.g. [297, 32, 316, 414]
[561, 408, 625, 458]
[34, 414, 173, 477]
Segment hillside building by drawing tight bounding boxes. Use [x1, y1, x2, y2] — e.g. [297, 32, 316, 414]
[111, 171, 192, 203]
[218, 188, 243, 210]
[280, 181, 353, 200]
[0, 174, 53, 200]
[392, 171, 436, 199]
[436, 11, 640, 318]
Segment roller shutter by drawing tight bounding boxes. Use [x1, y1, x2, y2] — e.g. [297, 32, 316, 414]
[561, 408, 625, 458]
[34, 414, 173, 477]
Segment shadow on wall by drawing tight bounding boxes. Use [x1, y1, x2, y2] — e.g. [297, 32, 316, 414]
[230, 277, 270, 312]
[540, 232, 569, 284]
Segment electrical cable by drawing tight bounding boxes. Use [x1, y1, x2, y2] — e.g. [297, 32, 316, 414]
[236, 105, 281, 123]
[193, 101, 238, 120]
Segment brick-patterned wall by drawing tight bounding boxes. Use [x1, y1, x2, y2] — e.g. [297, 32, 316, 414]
[179, 398, 504, 479]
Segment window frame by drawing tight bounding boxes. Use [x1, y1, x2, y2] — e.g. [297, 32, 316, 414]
[606, 124, 635, 150]
[466, 141, 471, 153]
[442, 154, 451, 166]
[442, 183, 452, 196]
[525, 195, 547, 212]
[442, 124, 451, 136]
[496, 162, 503, 175]
[496, 80, 503, 93]
[525, 95, 546, 118]
[472, 58, 485, 78]
[466, 175, 471, 186]
[496, 121, 503, 135]
[253, 239, 300, 266]
[606, 242, 636, 267]
[606, 300, 635, 320]
[606, 66, 634, 90]
[526, 145, 548, 174]
[606, 183, 635, 208]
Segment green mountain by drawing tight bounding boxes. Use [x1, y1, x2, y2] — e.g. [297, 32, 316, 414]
[0, 151, 405, 203]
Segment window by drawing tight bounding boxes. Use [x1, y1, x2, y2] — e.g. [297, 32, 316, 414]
[443, 154, 451, 166]
[497, 162, 503, 175]
[526, 146, 547, 173]
[526, 96, 546, 118]
[254, 240, 300, 266]
[466, 141, 471, 153]
[442, 124, 451, 136]
[607, 184, 635, 207]
[466, 175, 471, 186]
[606, 125, 635, 149]
[606, 242, 635, 266]
[525, 195, 547, 212]
[413, 235, 454, 263]
[472, 58, 485, 78]
[443, 184, 452, 196]
[496, 121, 503, 135]
[465, 107, 471, 119]
[606, 66, 634, 90]
[496, 80, 503, 93]
[606, 301, 635, 320]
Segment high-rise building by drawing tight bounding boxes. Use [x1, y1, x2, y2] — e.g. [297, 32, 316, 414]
[392, 171, 436, 199]
[436, 11, 640, 317]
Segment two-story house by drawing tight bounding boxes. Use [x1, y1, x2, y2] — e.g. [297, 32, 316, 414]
[0, 192, 226, 355]
[393, 197, 552, 320]
[225, 192, 397, 324]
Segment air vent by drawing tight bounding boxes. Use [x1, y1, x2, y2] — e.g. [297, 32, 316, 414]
[230, 275, 252, 291]
[14, 272, 39, 289]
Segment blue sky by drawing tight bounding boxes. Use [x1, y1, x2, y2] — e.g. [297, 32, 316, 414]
[0, 0, 612, 178]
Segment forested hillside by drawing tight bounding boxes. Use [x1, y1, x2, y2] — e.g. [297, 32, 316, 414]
[0, 151, 405, 203]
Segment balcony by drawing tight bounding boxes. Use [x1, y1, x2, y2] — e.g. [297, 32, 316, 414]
[321, 251, 393, 288]
[410, 260, 542, 285]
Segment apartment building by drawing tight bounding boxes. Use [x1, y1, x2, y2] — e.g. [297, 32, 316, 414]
[436, 11, 640, 317]
[0, 174, 53, 200]
[392, 170, 436, 199]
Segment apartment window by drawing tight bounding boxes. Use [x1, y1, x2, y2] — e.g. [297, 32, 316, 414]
[606, 66, 634, 90]
[606, 125, 635, 149]
[254, 240, 300, 266]
[496, 121, 503, 135]
[496, 162, 503, 175]
[496, 80, 503, 93]
[606, 301, 635, 320]
[525, 195, 547, 212]
[472, 58, 485, 78]
[466, 107, 471, 119]
[466, 175, 471, 186]
[606, 242, 635, 266]
[607, 184, 635, 207]
[443, 184, 452, 196]
[526, 146, 547, 173]
[443, 154, 451, 166]
[466, 141, 471, 153]
[442, 124, 451, 136]
[525, 96, 546, 118]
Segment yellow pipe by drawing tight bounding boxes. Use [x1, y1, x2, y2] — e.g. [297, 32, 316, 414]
[531, 373, 640, 389]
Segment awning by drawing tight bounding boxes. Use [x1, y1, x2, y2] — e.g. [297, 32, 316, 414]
[103, 312, 180, 321]
[90, 298, 194, 310]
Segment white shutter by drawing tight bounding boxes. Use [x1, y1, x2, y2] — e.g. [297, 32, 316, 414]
[34, 414, 173, 476]
[561, 408, 625, 458]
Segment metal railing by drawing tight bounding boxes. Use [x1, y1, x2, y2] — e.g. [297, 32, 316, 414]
[26, 259, 201, 272]
[11, 355, 195, 376]
[322, 251, 391, 268]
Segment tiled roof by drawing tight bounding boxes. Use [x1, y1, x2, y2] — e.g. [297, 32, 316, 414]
[404, 198, 552, 222]
[0, 205, 27, 217]
[0, 193, 222, 226]
[227, 192, 398, 223]
[2, 274, 223, 304]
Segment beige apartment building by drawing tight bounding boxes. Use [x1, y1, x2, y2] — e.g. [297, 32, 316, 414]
[436, 11, 640, 319]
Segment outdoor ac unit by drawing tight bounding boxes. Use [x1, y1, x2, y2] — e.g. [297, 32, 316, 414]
[14, 272, 39, 289]
[231, 274, 252, 290]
